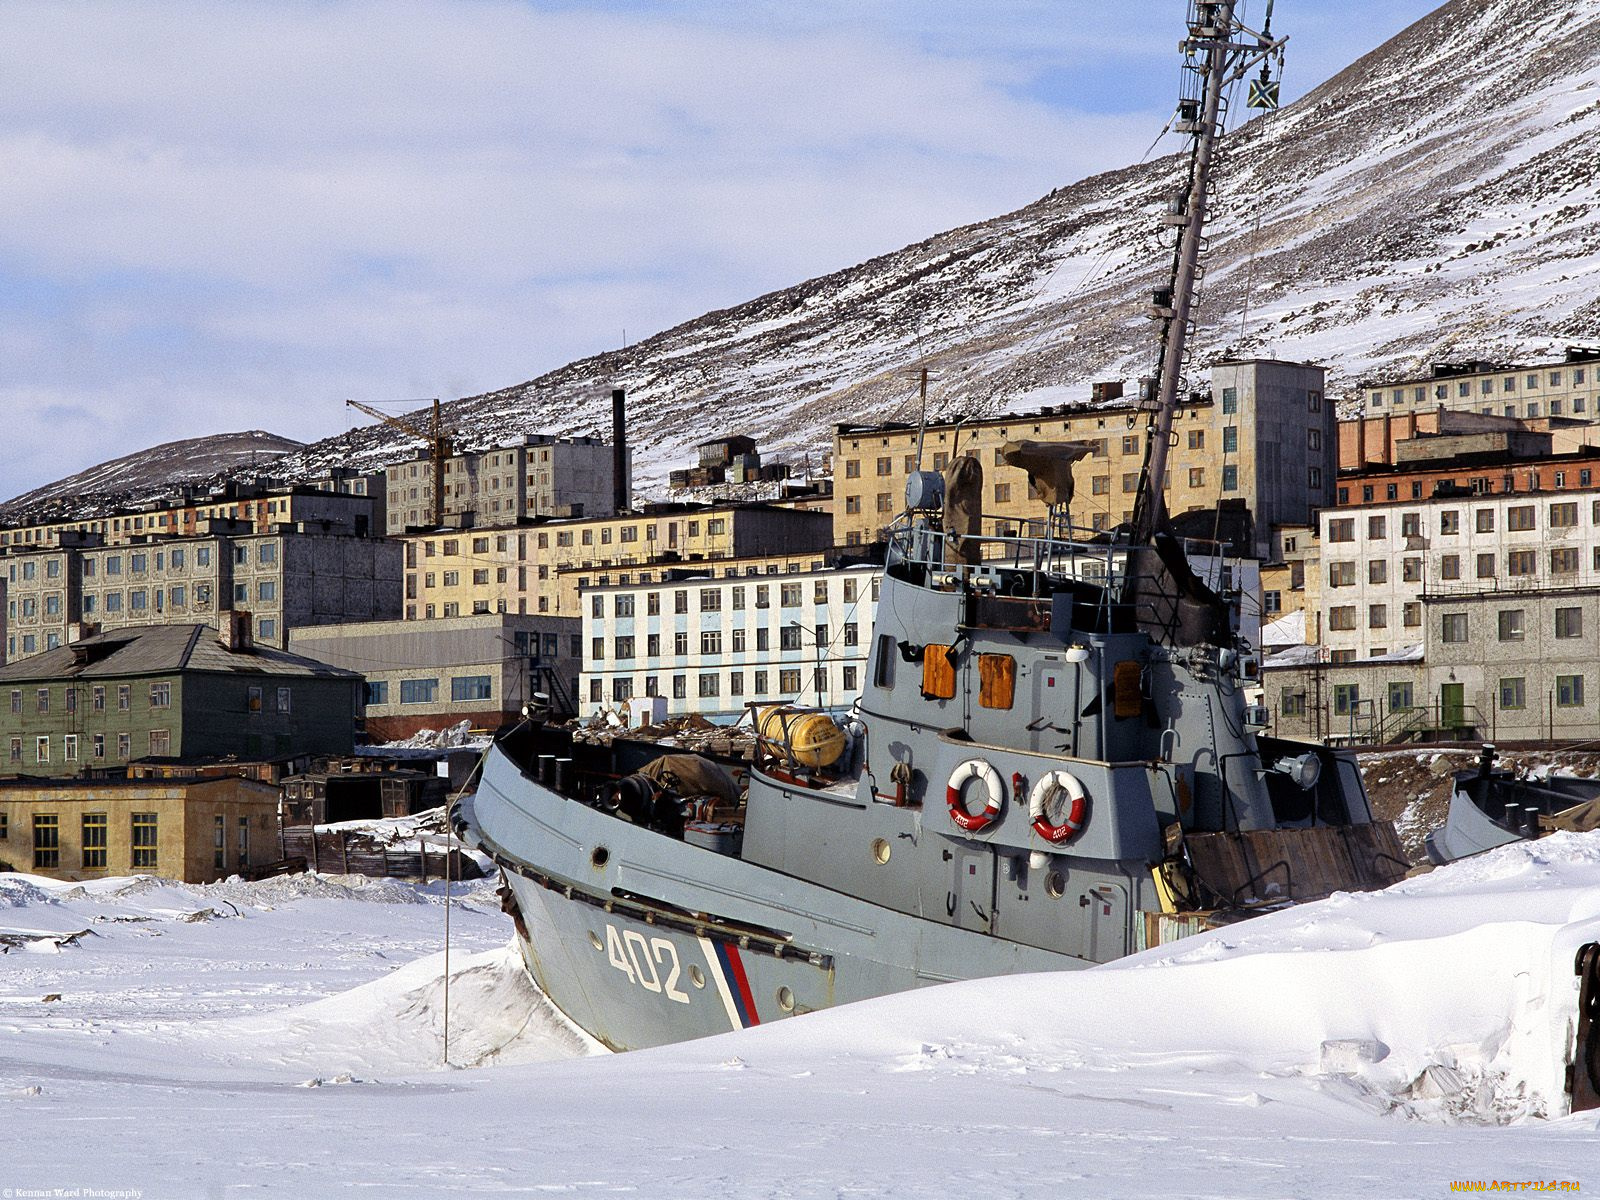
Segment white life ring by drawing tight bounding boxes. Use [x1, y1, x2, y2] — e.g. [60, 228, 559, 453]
[1029, 770, 1088, 843]
[946, 759, 1005, 833]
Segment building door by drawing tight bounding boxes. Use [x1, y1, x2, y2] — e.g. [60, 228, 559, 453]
[1440, 682, 1465, 728]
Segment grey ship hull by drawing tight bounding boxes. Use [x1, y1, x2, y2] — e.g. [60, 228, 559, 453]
[461, 747, 1084, 1051]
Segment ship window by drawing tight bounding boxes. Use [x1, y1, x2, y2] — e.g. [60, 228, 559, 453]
[873, 634, 895, 690]
[921, 644, 957, 700]
[977, 654, 1015, 710]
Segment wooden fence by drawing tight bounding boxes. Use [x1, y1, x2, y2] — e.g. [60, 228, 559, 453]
[277, 826, 482, 881]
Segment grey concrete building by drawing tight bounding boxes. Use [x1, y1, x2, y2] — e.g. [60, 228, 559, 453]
[385, 435, 629, 535]
[4, 525, 402, 662]
[290, 613, 580, 741]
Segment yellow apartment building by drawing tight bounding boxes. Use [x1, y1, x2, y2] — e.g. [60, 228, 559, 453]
[401, 503, 835, 621]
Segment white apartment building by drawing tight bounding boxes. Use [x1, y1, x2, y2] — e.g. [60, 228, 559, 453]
[580, 564, 881, 721]
[1359, 351, 1600, 422]
[1320, 486, 1600, 662]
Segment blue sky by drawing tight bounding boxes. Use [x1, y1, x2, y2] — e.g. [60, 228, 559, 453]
[0, 0, 1443, 496]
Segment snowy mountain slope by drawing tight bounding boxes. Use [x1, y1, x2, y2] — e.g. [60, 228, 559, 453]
[0, 430, 303, 525]
[248, 0, 1600, 497]
[17, 0, 1600, 518]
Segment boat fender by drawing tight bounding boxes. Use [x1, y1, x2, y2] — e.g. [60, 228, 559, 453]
[1029, 770, 1088, 843]
[947, 759, 1005, 833]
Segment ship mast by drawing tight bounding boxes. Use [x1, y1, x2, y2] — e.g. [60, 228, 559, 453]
[1129, 0, 1286, 544]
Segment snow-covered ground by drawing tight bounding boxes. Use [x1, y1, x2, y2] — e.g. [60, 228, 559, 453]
[3, 835, 1599, 1197]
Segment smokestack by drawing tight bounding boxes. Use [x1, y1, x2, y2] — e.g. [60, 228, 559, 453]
[611, 388, 628, 514]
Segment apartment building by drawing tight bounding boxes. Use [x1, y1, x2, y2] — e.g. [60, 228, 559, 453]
[400, 503, 835, 621]
[383, 435, 626, 534]
[1320, 480, 1600, 663]
[3, 525, 402, 661]
[579, 563, 882, 720]
[291, 613, 581, 741]
[833, 360, 1330, 559]
[0, 481, 383, 551]
[0, 621, 362, 777]
[1356, 348, 1600, 421]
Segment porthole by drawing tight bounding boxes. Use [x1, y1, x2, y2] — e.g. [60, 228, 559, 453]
[590, 846, 610, 869]
[871, 838, 891, 864]
[587, 930, 602, 950]
[689, 964, 706, 989]
[1046, 870, 1066, 898]
[776, 986, 796, 1013]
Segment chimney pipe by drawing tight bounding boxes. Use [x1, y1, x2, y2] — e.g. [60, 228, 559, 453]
[611, 388, 628, 514]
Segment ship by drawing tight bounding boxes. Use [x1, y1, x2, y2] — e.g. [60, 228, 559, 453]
[1427, 744, 1600, 864]
[452, 0, 1410, 1052]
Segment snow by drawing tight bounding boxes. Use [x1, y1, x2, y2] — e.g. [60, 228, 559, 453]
[3, 830, 1599, 1196]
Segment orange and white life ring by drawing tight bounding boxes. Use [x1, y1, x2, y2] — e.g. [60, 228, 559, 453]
[946, 759, 1005, 833]
[1029, 770, 1088, 843]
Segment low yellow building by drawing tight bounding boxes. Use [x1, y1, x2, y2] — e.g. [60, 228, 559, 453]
[0, 776, 281, 883]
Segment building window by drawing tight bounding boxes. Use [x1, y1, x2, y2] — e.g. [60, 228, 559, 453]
[1221, 465, 1238, 491]
[1558, 675, 1586, 708]
[1401, 557, 1422, 582]
[1402, 602, 1421, 627]
[1220, 387, 1237, 414]
[697, 673, 720, 698]
[1439, 554, 1460, 580]
[82, 813, 107, 869]
[117, 732, 130, 759]
[1552, 548, 1580, 575]
[63, 733, 78, 761]
[1368, 560, 1387, 585]
[400, 678, 439, 704]
[1281, 690, 1306, 718]
[33, 814, 59, 869]
[1507, 505, 1536, 531]
[1327, 606, 1356, 631]
[8, 736, 20, 764]
[1440, 510, 1460, 535]
[1507, 550, 1536, 576]
[1498, 677, 1526, 710]
[35, 736, 49, 765]
[276, 687, 291, 714]
[1328, 562, 1355, 588]
[1556, 607, 1584, 639]
[36, 688, 49, 714]
[1368, 604, 1387, 629]
[451, 676, 492, 702]
[780, 668, 802, 695]
[1497, 610, 1525, 641]
[148, 730, 171, 756]
[1441, 613, 1468, 643]
[672, 675, 687, 699]
[131, 813, 158, 868]
[1476, 553, 1496, 579]
[1327, 519, 1354, 543]
[366, 681, 389, 706]
[150, 682, 171, 709]
[1332, 684, 1359, 716]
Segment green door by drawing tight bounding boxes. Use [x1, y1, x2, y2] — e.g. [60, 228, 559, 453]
[1440, 682, 1465, 728]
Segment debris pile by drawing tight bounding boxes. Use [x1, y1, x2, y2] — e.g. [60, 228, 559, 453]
[571, 710, 756, 759]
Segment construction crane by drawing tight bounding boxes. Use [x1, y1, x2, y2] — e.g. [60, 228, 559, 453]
[345, 398, 454, 529]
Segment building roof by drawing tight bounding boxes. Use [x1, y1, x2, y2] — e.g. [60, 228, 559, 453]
[0, 623, 362, 684]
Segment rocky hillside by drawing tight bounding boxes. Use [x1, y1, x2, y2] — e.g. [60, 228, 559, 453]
[15, 0, 1600, 516]
[1, 431, 303, 526]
